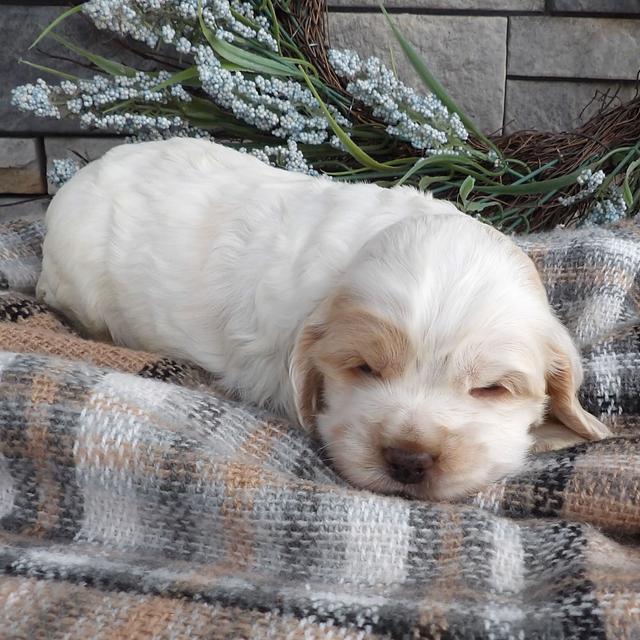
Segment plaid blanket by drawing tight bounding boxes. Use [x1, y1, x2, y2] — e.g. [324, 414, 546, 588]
[1, 214, 639, 639]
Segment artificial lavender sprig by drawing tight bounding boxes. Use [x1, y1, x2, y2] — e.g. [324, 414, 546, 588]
[12, 0, 351, 175]
[12, 71, 210, 140]
[558, 168, 605, 207]
[195, 45, 351, 145]
[581, 186, 628, 226]
[240, 139, 319, 176]
[47, 157, 80, 188]
[82, 0, 277, 53]
[11, 79, 61, 119]
[329, 49, 468, 154]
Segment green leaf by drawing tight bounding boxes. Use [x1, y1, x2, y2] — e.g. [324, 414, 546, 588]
[381, 5, 495, 150]
[301, 68, 395, 171]
[418, 174, 452, 191]
[180, 96, 228, 120]
[623, 178, 634, 209]
[211, 36, 297, 76]
[19, 59, 80, 82]
[391, 152, 502, 184]
[466, 200, 494, 213]
[459, 175, 475, 204]
[30, 4, 84, 50]
[477, 171, 584, 195]
[432, 182, 461, 195]
[595, 142, 640, 197]
[198, 3, 297, 77]
[264, 0, 281, 52]
[151, 66, 199, 91]
[395, 157, 431, 186]
[102, 99, 134, 115]
[623, 158, 640, 209]
[47, 32, 137, 77]
[179, 97, 273, 138]
[509, 159, 559, 185]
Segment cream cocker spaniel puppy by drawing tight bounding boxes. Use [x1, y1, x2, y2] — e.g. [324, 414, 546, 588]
[37, 138, 610, 500]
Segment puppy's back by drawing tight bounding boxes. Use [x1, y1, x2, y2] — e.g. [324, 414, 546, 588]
[38, 139, 281, 341]
[36, 138, 463, 408]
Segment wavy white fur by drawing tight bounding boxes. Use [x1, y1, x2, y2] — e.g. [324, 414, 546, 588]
[38, 138, 610, 500]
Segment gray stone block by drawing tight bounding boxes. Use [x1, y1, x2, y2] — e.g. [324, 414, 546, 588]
[0, 138, 45, 194]
[329, 13, 507, 134]
[509, 17, 640, 80]
[1, 5, 154, 135]
[0, 196, 49, 223]
[330, 0, 544, 8]
[504, 80, 638, 133]
[550, 0, 640, 14]
[45, 137, 125, 193]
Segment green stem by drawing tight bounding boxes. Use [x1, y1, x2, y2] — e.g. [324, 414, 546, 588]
[597, 141, 640, 196]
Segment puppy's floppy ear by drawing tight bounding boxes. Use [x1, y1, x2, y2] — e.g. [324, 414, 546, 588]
[290, 319, 326, 431]
[545, 322, 611, 441]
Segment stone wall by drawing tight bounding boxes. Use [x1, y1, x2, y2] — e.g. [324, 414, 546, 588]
[1, 0, 639, 214]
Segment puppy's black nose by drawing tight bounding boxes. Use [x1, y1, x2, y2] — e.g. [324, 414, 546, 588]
[383, 447, 434, 485]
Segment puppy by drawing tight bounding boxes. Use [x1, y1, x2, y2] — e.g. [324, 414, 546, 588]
[37, 138, 610, 500]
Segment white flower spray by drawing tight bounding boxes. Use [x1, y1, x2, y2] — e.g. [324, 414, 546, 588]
[12, 0, 469, 178]
[329, 49, 468, 154]
[47, 158, 81, 188]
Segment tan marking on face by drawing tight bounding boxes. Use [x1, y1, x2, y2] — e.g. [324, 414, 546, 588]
[379, 422, 446, 456]
[546, 340, 610, 441]
[328, 422, 347, 442]
[315, 293, 411, 380]
[436, 433, 488, 476]
[291, 322, 325, 428]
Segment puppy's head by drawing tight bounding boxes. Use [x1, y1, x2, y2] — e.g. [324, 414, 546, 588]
[291, 211, 609, 500]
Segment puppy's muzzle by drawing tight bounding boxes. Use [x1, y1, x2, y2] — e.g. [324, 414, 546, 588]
[383, 447, 434, 484]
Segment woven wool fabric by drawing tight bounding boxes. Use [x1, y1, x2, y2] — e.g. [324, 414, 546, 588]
[0, 214, 639, 639]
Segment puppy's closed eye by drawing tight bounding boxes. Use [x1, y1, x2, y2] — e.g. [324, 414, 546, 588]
[470, 384, 511, 399]
[468, 367, 537, 400]
[355, 362, 381, 377]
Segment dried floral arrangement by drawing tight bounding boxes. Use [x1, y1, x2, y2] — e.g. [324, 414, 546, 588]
[12, 0, 640, 232]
